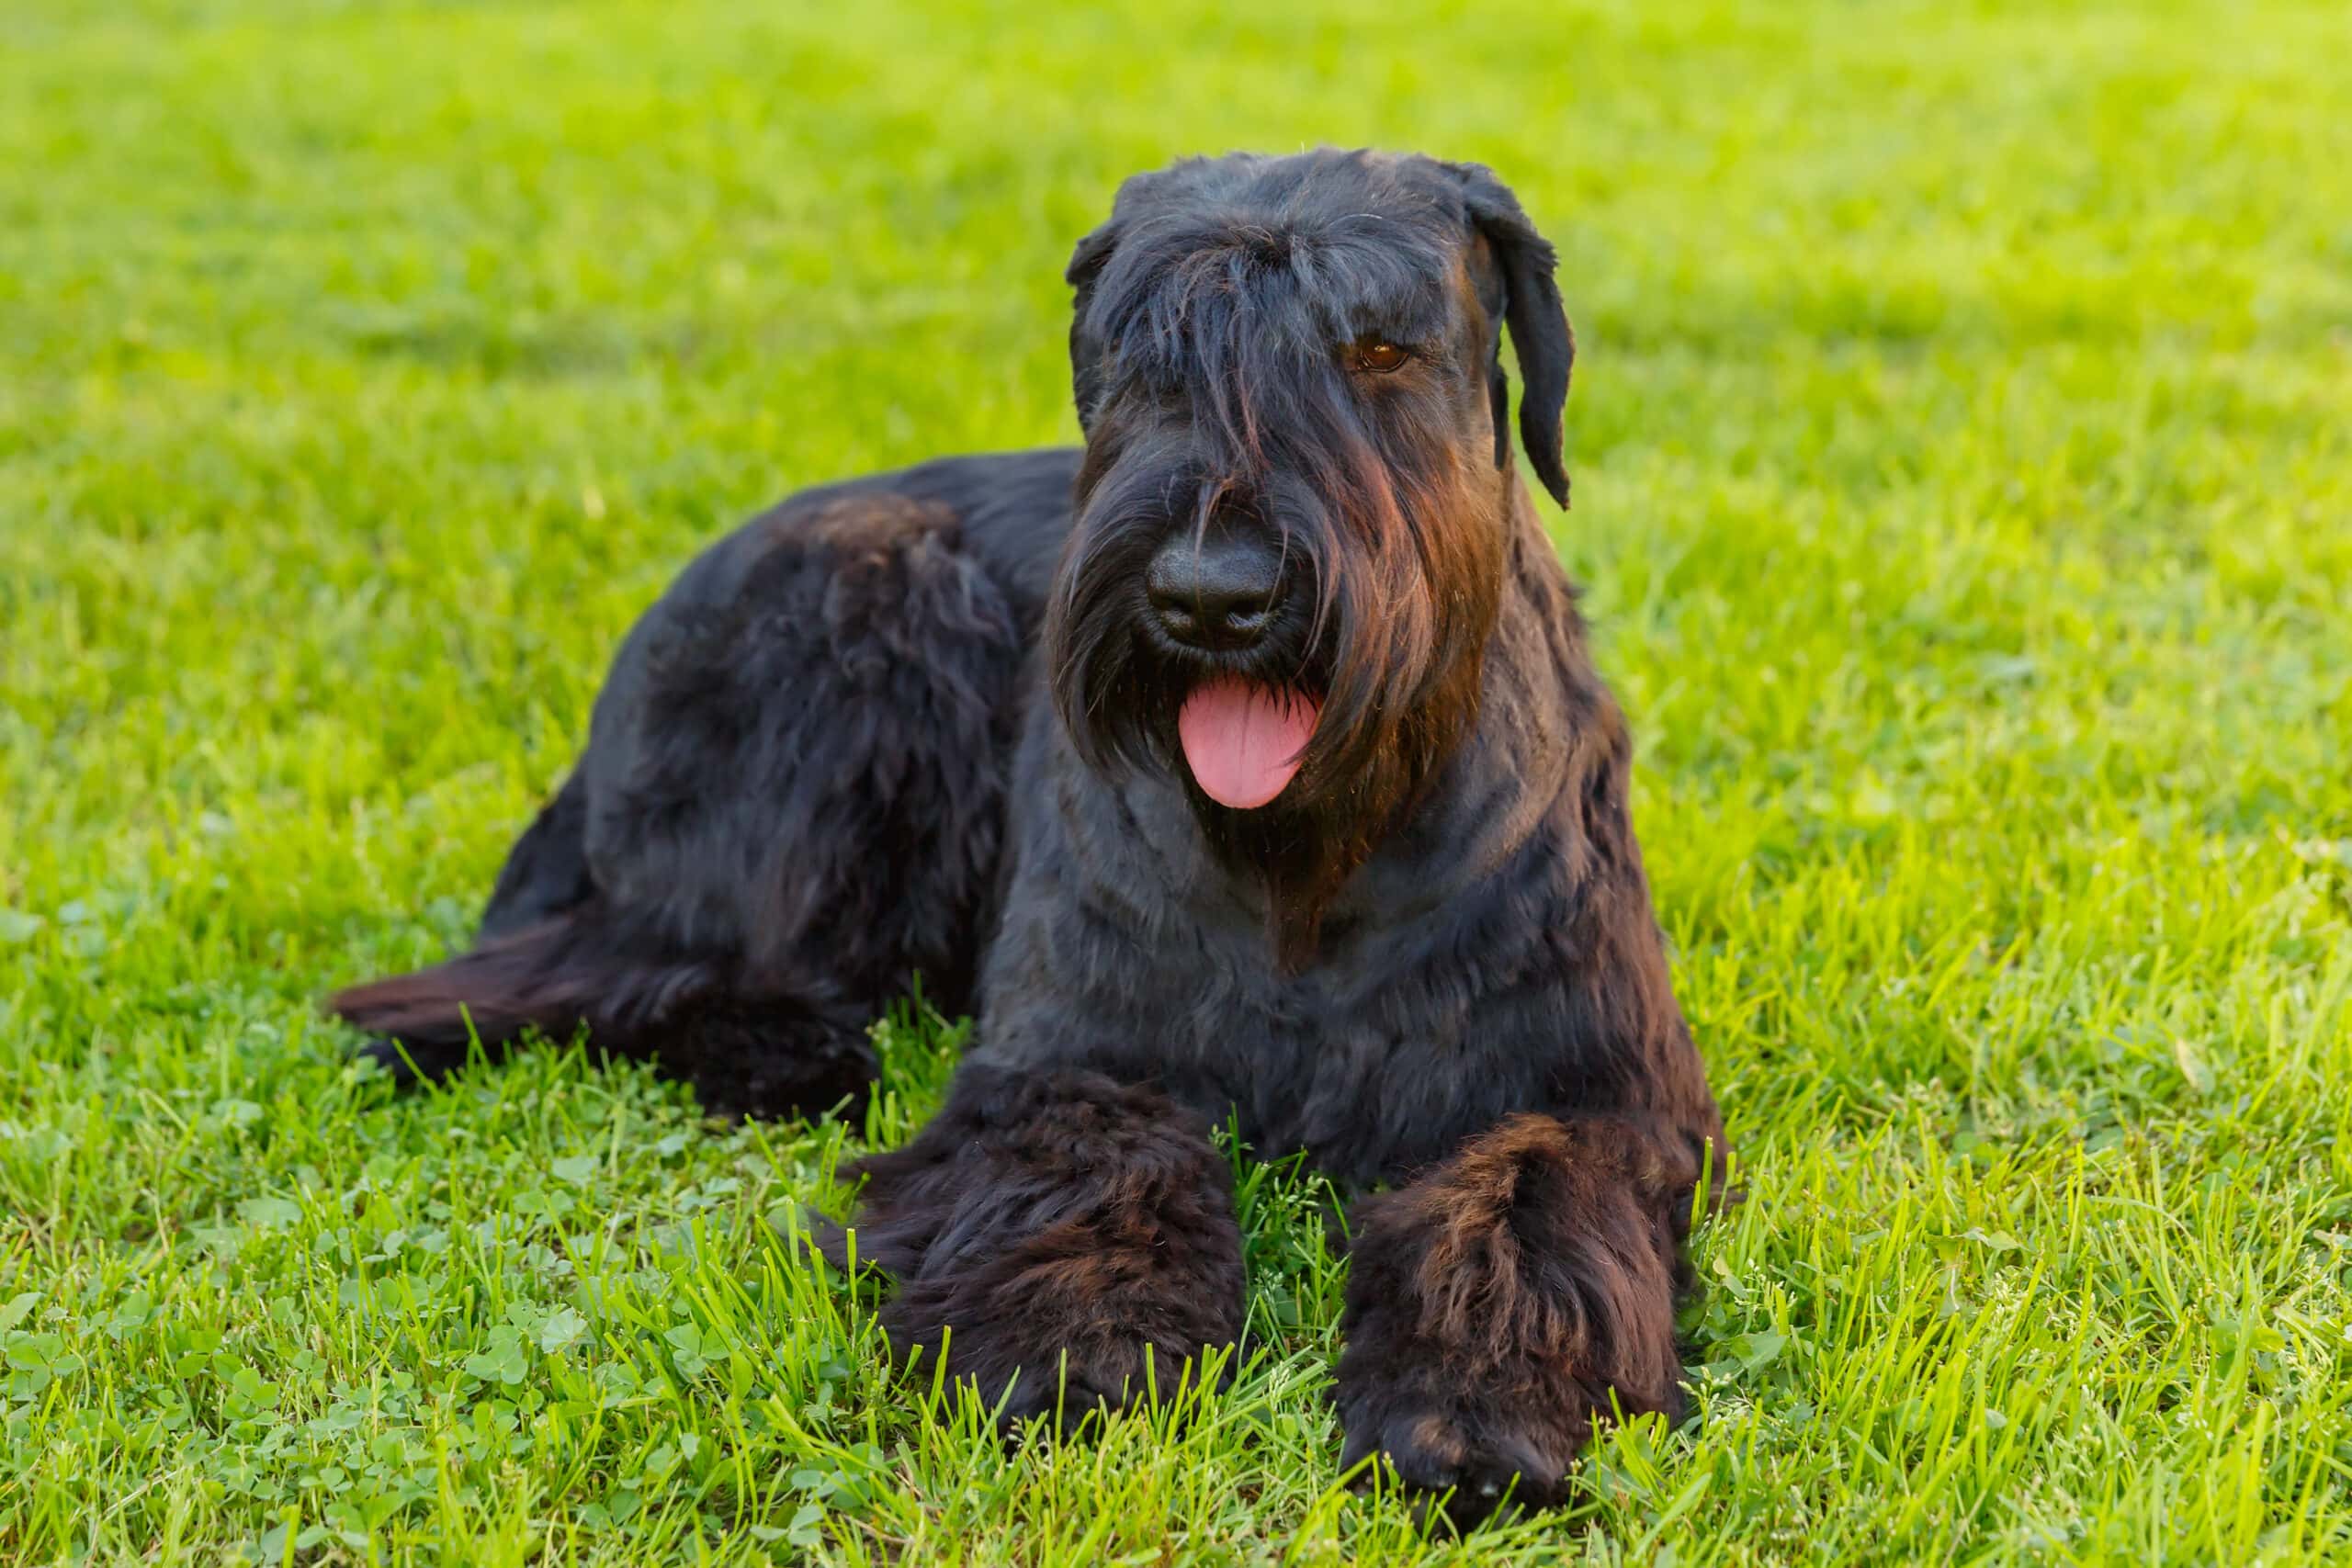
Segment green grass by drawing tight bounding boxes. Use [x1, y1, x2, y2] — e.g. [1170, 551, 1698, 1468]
[5, 0, 2351, 1561]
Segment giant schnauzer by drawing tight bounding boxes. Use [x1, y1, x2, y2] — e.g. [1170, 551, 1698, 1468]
[333, 148, 1727, 1524]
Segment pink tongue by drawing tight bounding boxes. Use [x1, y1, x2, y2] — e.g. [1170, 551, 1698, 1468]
[1177, 680, 1320, 809]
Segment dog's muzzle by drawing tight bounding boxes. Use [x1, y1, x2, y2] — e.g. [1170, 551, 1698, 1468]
[1138, 526, 1323, 811]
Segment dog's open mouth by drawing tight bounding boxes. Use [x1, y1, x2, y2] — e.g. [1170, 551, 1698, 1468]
[1176, 678, 1320, 809]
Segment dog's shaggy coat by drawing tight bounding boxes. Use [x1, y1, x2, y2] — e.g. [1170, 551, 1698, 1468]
[334, 148, 1726, 1524]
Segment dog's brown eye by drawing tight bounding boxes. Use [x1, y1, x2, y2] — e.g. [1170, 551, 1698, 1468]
[1352, 341, 1408, 373]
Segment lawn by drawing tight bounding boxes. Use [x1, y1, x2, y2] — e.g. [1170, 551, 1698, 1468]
[4, 0, 2351, 1561]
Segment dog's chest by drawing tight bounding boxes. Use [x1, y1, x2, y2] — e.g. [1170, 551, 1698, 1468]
[978, 755, 1577, 1186]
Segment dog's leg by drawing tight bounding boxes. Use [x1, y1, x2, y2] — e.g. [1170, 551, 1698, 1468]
[1335, 1111, 1705, 1527]
[838, 1065, 1246, 1431]
[334, 908, 880, 1121]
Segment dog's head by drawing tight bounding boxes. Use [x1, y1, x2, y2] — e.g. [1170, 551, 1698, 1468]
[1043, 149, 1575, 955]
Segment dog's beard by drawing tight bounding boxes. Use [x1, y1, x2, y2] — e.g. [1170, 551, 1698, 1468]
[1045, 446, 1502, 968]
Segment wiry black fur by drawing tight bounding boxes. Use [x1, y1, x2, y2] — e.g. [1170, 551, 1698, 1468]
[329, 148, 1727, 1525]
[337, 481, 1046, 1118]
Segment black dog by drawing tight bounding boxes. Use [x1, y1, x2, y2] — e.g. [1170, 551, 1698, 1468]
[334, 148, 1726, 1524]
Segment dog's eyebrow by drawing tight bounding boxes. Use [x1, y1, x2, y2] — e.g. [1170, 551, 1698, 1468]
[1283, 229, 1459, 346]
[1340, 300, 1450, 344]
[1326, 284, 1453, 347]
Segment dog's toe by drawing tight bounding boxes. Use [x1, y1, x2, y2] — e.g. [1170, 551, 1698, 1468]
[989, 1356, 1143, 1439]
[1345, 1403, 1569, 1529]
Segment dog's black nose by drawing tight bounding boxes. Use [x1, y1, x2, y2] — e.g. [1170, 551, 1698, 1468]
[1146, 531, 1284, 650]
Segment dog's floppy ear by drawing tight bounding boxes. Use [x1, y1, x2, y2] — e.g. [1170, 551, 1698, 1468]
[1449, 163, 1576, 509]
[1066, 220, 1121, 434]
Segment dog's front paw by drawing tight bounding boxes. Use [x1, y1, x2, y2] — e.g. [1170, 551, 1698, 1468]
[1336, 1358, 1585, 1527]
[841, 1066, 1247, 1436]
[931, 1309, 1183, 1435]
[880, 1211, 1244, 1434]
[1335, 1114, 1695, 1527]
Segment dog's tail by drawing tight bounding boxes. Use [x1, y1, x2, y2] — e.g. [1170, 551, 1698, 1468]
[329, 907, 722, 1076]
